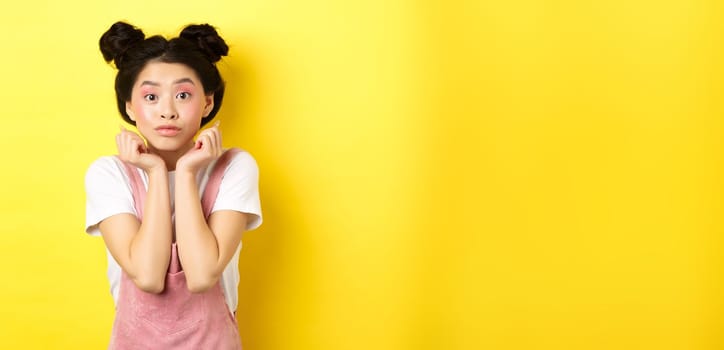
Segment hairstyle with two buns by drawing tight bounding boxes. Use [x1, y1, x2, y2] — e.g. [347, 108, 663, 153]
[99, 21, 229, 127]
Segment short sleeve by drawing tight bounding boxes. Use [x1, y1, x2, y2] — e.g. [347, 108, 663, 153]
[211, 151, 263, 231]
[84, 156, 137, 236]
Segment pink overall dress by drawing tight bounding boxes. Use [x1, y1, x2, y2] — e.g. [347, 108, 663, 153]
[109, 148, 242, 350]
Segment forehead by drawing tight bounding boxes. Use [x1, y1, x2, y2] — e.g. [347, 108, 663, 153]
[134, 62, 202, 87]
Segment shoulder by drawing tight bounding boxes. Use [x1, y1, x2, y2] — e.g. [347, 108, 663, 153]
[86, 155, 122, 174]
[85, 156, 129, 189]
[211, 149, 261, 194]
[218, 149, 259, 178]
[229, 149, 258, 169]
[84, 156, 137, 234]
[210, 149, 263, 229]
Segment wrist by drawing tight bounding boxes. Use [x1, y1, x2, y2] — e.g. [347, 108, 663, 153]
[174, 166, 199, 179]
[145, 163, 168, 176]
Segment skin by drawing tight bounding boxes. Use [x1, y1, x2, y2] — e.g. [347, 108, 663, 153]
[98, 61, 249, 293]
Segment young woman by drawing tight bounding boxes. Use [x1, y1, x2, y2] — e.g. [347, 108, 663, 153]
[85, 21, 262, 349]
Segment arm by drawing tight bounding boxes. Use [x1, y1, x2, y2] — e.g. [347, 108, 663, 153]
[173, 122, 249, 292]
[174, 172, 248, 293]
[98, 167, 173, 293]
[97, 127, 173, 293]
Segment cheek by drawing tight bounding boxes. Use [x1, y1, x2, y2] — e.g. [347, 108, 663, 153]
[130, 104, 155, 126]
[178, 102, 205, 121]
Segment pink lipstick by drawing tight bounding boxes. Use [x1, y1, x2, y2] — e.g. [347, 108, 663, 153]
[156, 125, 181, 136]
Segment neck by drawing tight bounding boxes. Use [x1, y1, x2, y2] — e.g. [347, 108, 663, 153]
[148, 143, 194, 171]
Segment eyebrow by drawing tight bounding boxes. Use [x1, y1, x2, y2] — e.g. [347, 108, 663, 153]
[139, 78, 196, 87]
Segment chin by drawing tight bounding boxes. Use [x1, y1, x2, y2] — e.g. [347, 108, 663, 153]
[149, 139, 189, 153]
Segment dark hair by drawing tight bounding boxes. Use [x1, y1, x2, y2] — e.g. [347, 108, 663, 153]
[99, 21, 229, 127]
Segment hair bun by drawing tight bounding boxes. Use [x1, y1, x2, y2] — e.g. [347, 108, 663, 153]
[180, 24, 229, 63]
[99, 21, 145, 67]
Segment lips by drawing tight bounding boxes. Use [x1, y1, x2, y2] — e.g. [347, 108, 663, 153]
[155, 125, 181, 137]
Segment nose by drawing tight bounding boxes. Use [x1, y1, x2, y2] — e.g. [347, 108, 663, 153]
[160, 99, 178, 119]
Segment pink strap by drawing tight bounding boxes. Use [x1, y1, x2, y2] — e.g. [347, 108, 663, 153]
[119, 148, 241, 220]
[121, 161, 146, 221]
[201, 148, 241, 218]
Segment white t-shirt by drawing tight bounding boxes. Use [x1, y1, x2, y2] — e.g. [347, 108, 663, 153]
[84, 150, 262, 313]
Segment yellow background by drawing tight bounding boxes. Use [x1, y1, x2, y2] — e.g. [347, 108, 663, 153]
[0, 0, 721, 349]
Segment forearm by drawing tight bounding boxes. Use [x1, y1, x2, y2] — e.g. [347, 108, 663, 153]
[174, 170, 222, 292]
[129, 168, 173, 292]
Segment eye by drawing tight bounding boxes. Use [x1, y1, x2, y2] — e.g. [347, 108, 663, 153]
[143, 94, 157, 102]
[176, 92, 191, 100]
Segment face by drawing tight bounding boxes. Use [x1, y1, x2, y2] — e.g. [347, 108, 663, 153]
[125, 61, 214, 153]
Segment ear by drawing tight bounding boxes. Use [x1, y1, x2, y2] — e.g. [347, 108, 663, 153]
[203, 94, 215, 117]
[125, 101, 136, 122]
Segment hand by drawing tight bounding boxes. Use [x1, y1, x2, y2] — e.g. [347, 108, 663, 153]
[116, 125, 165, 172]
[176, 121, 223, 174]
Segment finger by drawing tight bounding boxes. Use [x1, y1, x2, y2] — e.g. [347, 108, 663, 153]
[116, 134, 123, 155]
[127, 137, 139, 157]
[117, 133, 129, 151]
[119, 125, 136, 139]
[216, 132, 222, 156]
[125, 132, 146, 153]
[122, 134, 133, 159]
[135, 136, 147, 153]
[120, 133, 131, 155]
[119, 127, 138, 152]
[210, 129, 221, 156]
[136, 139, 147, 155]
[201, 127, 220, 155]
[197, 134, 210, 151]
[205, 135, 217, 158]
[119, 133, 146, 165]
[201, 129, 216, 151]
[119, 136, 130, 161]
[209, 132, 219, 155]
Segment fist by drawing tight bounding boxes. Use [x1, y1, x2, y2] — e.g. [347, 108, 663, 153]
[176, 121, 222, 174]
[116, 125, 165, 172]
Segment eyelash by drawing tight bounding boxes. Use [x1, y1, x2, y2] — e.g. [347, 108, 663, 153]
[143, 92, 191, 101]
